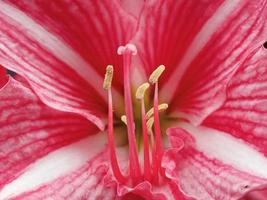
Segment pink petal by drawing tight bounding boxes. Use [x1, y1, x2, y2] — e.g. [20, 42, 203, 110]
[120, 0, 144, 19]
[0, 0, 137, 129]
[0, 77, 98, 191]
[134, 0, 267, 125]
[112, 177, 189, 200]
[104, 148, 189, 200]
[117, 181, 166, 200]
[203, 46, 267, 156]
[5, 138, 190, 200]
[1, 137, 109, 200]
[163, 126, 267, 200]
[117, 181, 186, 200]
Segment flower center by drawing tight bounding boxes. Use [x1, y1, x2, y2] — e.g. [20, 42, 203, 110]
[103, 44, 168, 186]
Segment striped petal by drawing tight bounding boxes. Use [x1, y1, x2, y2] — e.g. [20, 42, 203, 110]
[0, 0, 137, 129]
[0, 77, 99, 192]
[133, 0, 267, 125]
[0, 135, 108, 200]
[163, 125, 267, 200]
[3, 146, 183, 200]
[203, 45, 267, 156]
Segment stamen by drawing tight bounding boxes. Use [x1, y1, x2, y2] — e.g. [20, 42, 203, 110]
[146, 117, 154, 134]
[146, 103, 168, 119]
[136, 82, 151, 181]
[146, 117, 155, 166]
[118, 44, 141, 184]
[149, 65, 165, 84]
[103, 66, 126, 183]
[121, 115, 127, 125]
[149, 65, 165, 183]
[152, 81, 164, 183]
[136, 82, 150, 100]
[147, 120, 155, 153]
[103, 65, 113, 90]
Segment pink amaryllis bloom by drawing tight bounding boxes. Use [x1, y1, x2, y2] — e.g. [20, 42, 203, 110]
[0, 0, 266, 199]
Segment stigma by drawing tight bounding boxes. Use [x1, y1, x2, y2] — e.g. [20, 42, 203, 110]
[103, 44, 168, 186]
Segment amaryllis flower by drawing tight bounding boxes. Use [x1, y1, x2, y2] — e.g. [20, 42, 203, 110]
[0, 0, 266, 199]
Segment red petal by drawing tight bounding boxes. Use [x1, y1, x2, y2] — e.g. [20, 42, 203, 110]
[242, 188, 267, 200]
[163, 126, 267, 200]
[0, 65, 8, 87]
[203, 46, 267, 156]
[0, 77, 98, 191]
[0, 0, 137, 129]
[134, 0, 267, 125]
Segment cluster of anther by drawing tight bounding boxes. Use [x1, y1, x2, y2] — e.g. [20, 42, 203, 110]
[103, 44, 168, 186]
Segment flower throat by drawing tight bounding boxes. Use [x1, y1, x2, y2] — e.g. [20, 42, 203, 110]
[103, 44, 168, 186]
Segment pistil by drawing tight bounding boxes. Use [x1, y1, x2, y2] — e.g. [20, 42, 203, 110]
[118, 44, 142, 184]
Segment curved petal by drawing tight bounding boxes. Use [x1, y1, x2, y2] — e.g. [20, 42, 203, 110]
[0, 65, 8, 87]
[103, 148, 189, 200]
[203, 46, 267, 156]
[163, 125, 267, 200]
[0, 136, 108, 200]
[242, 188, 267, 200]
[116, 181, 187, 200]
[133, 0, 267, 125]
[0, 77, 99, 191]
[0, 0, 137, 129]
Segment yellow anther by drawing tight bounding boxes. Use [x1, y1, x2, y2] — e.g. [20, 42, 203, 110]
[135, 82, 150, 100]
[149, 65, 165, 84]
[103, 65, 113, 90]
[146, 103, 168, 119]
[121, 115, 127, 125]
[146, 117, 154, 134]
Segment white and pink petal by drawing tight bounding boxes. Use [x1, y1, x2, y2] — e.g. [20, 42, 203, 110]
[0, 136, 109, 200]
[163, 125, 267, 200]
[203, 45, 267, 156]
[0, 77, 99, 192]
[133, 0, 267, 125]
[0, 0, 137, 129]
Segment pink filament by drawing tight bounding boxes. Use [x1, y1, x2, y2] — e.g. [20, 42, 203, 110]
[141, 99, 151, 181]
[152, 82, 164, 182]
[107, 89, 126, 183]
[122, 48, 141, 184]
